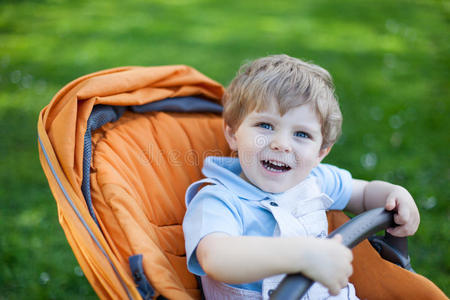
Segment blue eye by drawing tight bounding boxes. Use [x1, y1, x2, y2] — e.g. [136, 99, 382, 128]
[257, 123, 273, 130]
[294, 131, 310, 138]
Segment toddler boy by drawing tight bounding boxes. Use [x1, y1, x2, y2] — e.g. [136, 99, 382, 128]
[183, 54, 419, 299]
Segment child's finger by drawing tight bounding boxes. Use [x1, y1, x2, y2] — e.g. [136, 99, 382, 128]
[399, 204, 410, 221]
[347, 264, 353, 277]
[387, 225, 408, 237]
[394, 213, 406, 225]
[385, 195, 397, 211]
[339, 278, 349, 289]
[394, 205, 410, 225]
[388, 217, 418, 236]
[331, 234, 343, 243]
[329, 285, 341, 296]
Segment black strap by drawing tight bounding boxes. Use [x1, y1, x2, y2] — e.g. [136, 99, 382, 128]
[129, 254, 155, 300]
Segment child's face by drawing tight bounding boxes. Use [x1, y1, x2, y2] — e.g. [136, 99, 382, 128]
[225, 102, 330, 193]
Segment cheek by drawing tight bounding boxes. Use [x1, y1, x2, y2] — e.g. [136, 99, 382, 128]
[236, 130, 267, 150]
[293, 147, 320, 165]
[253, 134, 269, 148]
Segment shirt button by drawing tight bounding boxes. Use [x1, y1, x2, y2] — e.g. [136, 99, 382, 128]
[268, 289, 275, 296]
[269, 201, 278, 207]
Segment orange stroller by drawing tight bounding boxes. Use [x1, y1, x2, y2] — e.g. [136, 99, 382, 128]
[38, 65, 447, 299]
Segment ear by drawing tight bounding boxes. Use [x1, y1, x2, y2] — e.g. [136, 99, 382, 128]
[316, 146, 332, 165]
[224, 122, 238, 151]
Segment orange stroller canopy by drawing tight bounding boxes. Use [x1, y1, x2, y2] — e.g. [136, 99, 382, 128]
[38, 65, 447, 299]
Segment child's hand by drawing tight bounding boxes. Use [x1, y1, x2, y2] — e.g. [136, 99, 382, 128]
[301, 235, 353, 296]
[384, 186, 420, 237]
[349, 180, 420, 237]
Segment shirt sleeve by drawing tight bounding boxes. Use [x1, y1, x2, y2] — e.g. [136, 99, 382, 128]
[183, 185, 243, 276]
[311, 164, 353, 210]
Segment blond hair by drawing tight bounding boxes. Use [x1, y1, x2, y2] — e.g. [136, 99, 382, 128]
[222, 54, 342, 148]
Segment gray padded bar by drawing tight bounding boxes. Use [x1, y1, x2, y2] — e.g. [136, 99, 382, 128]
[130, 96, 223, 114]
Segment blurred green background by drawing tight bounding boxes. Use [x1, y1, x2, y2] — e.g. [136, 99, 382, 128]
[0, 0, 448, 298]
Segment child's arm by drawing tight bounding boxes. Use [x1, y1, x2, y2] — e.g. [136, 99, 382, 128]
[197, 233, 353, 296]
[346, 179, 420, 237]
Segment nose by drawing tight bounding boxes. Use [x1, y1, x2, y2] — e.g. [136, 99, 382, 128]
[270, 133, 292, 153]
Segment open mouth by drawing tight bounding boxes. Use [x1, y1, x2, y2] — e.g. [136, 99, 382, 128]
[261, 160, 291, 173]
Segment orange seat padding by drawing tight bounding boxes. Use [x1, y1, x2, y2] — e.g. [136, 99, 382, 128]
[90, 111, 231, 299]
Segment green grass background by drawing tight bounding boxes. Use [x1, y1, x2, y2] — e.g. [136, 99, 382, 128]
[0, 0, 448, 298]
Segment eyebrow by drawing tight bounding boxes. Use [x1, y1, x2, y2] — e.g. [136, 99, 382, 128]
[248, 112, 279, 121]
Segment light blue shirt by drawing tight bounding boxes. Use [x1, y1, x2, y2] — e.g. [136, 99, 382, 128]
[183, 156, 353, 292]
